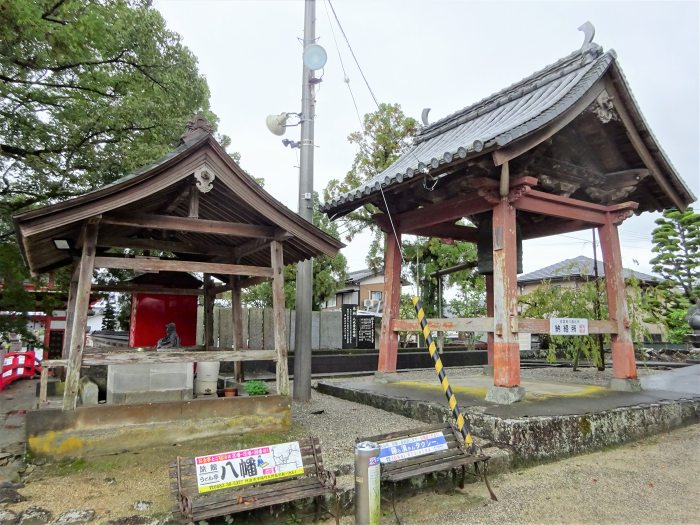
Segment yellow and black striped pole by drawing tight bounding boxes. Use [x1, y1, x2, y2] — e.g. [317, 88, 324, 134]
[412, 296, 475, 452]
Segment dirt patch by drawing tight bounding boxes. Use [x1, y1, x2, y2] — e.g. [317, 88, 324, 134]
[9, 430, 296, 523]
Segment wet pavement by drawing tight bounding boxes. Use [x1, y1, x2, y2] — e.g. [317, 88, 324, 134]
[320, 368, 700, 419]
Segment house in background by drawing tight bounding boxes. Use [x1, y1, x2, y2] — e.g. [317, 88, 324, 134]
[322, 268, 389, 311]
[518, 255, 658, 294]
[517, 255, 665, 341]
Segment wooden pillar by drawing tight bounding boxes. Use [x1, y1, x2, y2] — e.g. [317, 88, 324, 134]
[485, 274, 494, 367]
[378, 231, 402, 373]
[491, 199, 521, 389]
[63, 219, 99, 410]
[271, 241, 289, 396]
[61, 260, 80, 359]
[203, 274, 214, 349]
[230, 276, 245, 383]
[598, 220, 638, 381]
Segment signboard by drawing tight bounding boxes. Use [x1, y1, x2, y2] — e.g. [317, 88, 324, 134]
[195, 441, 304, 493]
[377, 431, 448, 464]
[550, 317, 589, 336]
[356, 315, 376, 349]
[341, 305, 358, 349]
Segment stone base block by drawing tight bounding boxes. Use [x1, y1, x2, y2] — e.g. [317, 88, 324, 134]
[609, 378, 642, 392]
[374, 371, 400, 384]
[485, 386, 525, 404]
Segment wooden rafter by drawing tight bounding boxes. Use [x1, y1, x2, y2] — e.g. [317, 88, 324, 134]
[93, 255, 273, 277]
[102, 213, 277, 239]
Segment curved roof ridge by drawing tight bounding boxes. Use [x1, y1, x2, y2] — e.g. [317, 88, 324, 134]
[416, 44, 604, 144]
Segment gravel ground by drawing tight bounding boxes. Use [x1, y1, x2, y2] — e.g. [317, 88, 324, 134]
[291, 381, 427, 470]
[322, 423, 700, 524]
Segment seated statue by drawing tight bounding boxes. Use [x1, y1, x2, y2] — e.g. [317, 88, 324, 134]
[156, 322, 181, 350]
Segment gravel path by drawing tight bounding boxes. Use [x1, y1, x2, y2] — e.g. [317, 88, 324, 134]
[323, 423, 700, 524]
[291, 382, 426, 470]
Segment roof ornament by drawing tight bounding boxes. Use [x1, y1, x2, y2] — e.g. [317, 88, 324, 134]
[421, 108, 431, 126]
[179, 114, 214, 145]
[194, 164, 216, 193]
[578, 21, 596, 50]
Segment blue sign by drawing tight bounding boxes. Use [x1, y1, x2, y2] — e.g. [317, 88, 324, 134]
[378, 431, 448, 464]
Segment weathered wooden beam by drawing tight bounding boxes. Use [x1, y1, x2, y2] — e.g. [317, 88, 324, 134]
[93, 256, 274, 277]
[62, 260, 80, 359]
[38, 359, 68, 405]
[81, 349, 277, 365]
[492, 198, 521, 388]
[102, 213, 277, 239]
[63, 219, 99, 410]
[97, 235, 215, 255]
[521, 219, 594, 240]
[203, 274, 214, 349]
[92, 284, 204, 295]
[517, 318, 618, 334]
[393, 194, 496, 233]
[599, 220, 637, 380]
[188, 183, 200, 218]
[378, 232, 402, 373]
[513, 189, 638, 224]
[164, 184, 191, 214]
[405, 223, 479, 242]
[271, 240, 289, 396]
[392, 317, 493, 333]
[231, 276, 245, 383]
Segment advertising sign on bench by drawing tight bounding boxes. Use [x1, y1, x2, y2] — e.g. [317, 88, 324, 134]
[195, 441, 304, 493]
[377, 431, 448, 464]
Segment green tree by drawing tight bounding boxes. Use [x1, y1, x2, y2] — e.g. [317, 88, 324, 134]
[402, 236, 479, 318]
[519, 269, 656, 367]
[242, 192, 347, 310]
[650, 207, 700, 304]
[323, 103, 418, 267]
[101, 298, 117, 331]
[1, 0, 225, 329]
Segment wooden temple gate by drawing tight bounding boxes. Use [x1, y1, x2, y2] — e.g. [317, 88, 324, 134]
[14, 119, 342, 410]
[323, 41, 695, 402]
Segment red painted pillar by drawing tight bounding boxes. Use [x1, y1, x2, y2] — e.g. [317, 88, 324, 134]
[485, 274, 494, 366]
[378, 231, 402, 373]
[598, 220, 637, 380]
[492, 199, 521, 388]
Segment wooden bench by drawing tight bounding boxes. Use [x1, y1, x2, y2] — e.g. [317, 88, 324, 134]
[169, 436, 337, 523]
[358, 422, 495, 497]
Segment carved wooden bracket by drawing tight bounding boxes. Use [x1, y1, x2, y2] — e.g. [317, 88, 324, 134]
[589, 91, 619, 124]
[612, 209, 634, 225]
[194, 164, 215, 193]
[508, 184, 532, 203]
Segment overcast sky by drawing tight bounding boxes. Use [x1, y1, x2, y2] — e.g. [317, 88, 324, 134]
[154, 0, 699, 275]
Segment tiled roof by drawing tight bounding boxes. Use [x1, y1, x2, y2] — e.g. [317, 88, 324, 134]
[517, 255, 657, 283]
[346, 268, 381, 284]
[322, 44, 614, 213]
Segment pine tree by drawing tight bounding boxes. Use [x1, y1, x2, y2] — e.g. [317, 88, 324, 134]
[101, 299, 117, 331]
[650, 207, 700, 304]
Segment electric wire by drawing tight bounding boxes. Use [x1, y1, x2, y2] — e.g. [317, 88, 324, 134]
[323, 0, 364, 130]
[327, 0, 380, 110]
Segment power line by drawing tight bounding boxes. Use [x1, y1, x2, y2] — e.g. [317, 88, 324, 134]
[323, 0, 364, 130]
[327, 0, 380, 110]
